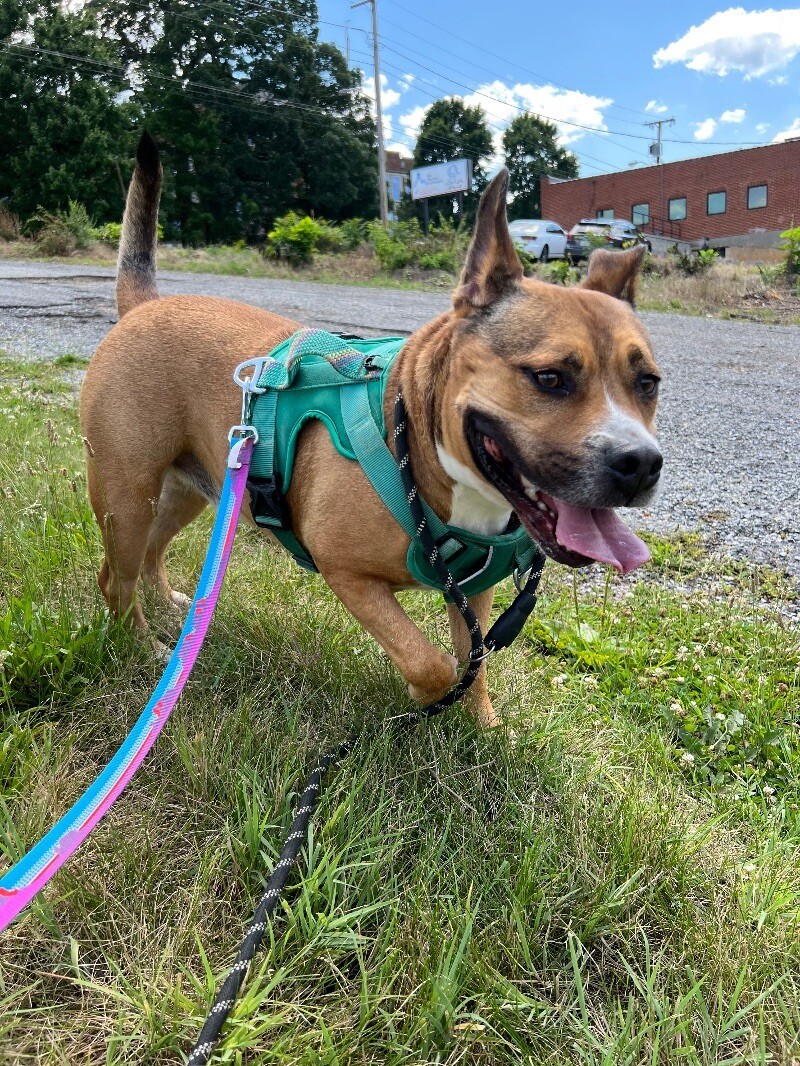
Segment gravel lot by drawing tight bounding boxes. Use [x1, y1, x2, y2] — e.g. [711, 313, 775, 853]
[1, 259, 798, 586]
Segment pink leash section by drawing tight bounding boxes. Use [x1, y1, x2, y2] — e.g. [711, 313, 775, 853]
[0, 434, 255, 932]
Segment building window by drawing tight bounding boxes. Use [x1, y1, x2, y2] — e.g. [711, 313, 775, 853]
[597, 208, 614, 219]
[668, 197, 687, 221]
[707, 191, 726, 215]
[747, 184, 767, 209]
[632, 203, 650, 226]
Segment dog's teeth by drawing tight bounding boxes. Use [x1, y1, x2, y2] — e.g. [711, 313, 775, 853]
[536, 501, 548, 512]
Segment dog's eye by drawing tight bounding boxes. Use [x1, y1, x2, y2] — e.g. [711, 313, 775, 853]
[638, 374, 660, 397]
[527, 369, 569, 395]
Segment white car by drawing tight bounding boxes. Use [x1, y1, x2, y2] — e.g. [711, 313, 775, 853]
[508, 219, 567, 262]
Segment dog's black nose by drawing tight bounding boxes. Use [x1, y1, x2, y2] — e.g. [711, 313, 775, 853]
[607, 444, 663, 499]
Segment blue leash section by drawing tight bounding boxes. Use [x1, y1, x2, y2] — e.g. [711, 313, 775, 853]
[0, 435, 255, 932]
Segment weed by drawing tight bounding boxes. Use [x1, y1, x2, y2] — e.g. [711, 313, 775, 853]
[0, 203, 20, 241]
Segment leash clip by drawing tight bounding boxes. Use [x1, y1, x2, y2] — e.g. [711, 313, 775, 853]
[233, 357, 270, 425]
[467, 643, 495, 664]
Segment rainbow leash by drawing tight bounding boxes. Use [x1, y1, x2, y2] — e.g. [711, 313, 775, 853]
[0, 434, 255, 933]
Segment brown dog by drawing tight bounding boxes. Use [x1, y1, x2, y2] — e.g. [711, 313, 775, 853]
[80, 135, 662, 727]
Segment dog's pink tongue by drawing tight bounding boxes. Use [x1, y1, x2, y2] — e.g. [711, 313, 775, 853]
[551, 498, 651, 574]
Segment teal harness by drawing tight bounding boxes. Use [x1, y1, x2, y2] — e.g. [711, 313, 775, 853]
[237, 329, 537, 597]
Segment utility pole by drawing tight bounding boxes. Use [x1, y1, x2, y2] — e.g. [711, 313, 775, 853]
[645, 116, 675, 165]
[645, 116, 675, 235]
[352, 0, 388, 226]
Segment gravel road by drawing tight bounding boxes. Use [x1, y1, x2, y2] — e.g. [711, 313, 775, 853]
[1, 259, 798, 584]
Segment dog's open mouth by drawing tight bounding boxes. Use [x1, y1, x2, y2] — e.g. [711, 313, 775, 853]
[465, 416, 651, 574]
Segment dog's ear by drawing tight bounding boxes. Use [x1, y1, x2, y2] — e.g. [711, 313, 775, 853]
[581, 245, 645, 306]
[453, 169, 523, 314]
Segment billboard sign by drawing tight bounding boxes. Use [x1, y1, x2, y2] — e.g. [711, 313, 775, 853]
[410, 158, 472, 201]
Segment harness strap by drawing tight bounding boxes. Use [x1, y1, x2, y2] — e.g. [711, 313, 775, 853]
[342, 382, 464, 561]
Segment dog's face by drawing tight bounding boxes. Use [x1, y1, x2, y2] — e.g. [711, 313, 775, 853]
[439, 171, 662, 574]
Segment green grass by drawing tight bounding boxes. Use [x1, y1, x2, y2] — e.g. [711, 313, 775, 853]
[1, 355, 799, 1064]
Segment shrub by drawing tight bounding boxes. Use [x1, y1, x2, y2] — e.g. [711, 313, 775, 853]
[340, 217, 367, 250]
[29, 201, 96, 255]
[94, 221, 122, 245]
[669, 245, 719, 276]
[0, 203, 20, 241]
[266, 212, 324, 264]
[541, 259, 578, 286]
[316, 221, 344, 254]
[368, 216, 468, 274]
[368, 219, 415, 271]
[780, 226, 800, 277]
[418, 249, 459, 272]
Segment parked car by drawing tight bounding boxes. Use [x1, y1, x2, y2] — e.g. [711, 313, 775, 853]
[565, 218, 652, 261]
[508, 219, 567, 262]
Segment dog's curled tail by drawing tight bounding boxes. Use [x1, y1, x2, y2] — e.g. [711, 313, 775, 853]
[116, 131, 162, 318]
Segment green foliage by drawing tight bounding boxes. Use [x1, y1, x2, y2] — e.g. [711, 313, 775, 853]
[669, 245, 719, 276]
[0, 0, 378, 242]
[418, 249, 459, 271]
[266, 212, 324, 265]
[780, 226, 800, 276]
[94, 221, 122, 244]
[368, 216, 469, 273]
[28, 200, 96, 255]
[503, 113, 579, 220]
[540, 259, 579, 285]
[369, 220, 414, 270]
[340, 216, 368, 250]
[316, 221, 344, 254]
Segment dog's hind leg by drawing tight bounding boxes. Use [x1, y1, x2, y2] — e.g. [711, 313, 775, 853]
[447, 588, 497, 728]
[87, 461, 163, 629]
[142, 465, 209, 608]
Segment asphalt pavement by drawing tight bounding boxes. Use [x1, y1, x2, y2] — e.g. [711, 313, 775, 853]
[1, 258, 798, 584]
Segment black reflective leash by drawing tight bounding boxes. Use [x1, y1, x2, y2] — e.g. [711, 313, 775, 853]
[188, 390, 545, 1064]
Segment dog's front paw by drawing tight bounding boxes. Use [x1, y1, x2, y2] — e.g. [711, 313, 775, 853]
[169, 589, 191, 610]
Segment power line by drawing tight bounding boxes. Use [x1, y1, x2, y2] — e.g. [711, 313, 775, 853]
[382, 0, 655, 120]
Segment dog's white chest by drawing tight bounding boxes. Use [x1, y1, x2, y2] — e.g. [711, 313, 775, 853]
[436, 445, 512, 537]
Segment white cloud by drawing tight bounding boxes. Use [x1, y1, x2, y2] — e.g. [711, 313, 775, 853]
[772, 116, 800, 138]
[653, 7, 800, 78]
[720, 107, 746, 121]
[756, 120, 771, 131]
[646, 99, 669, 113]
[398, 103, 429, 145]
[694, 117, 718, 139]
[458, 81, 612, 148]
[363, 74, 402, 111]
[398, 82, 612, 167]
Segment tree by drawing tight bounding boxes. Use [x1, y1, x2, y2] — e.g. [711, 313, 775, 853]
[503, 114, 578, 220]
[95, 0, 378, 242]
[0, 0, 135, 222]
[412, 98, 493, 224]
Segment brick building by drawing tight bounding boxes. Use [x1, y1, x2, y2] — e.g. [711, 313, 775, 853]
[540, 140, 800, 250]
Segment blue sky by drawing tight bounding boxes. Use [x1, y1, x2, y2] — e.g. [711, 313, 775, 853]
[316, 1, 800, 175]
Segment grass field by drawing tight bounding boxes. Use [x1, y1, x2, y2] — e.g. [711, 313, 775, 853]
[1, 354, 799, 1064]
